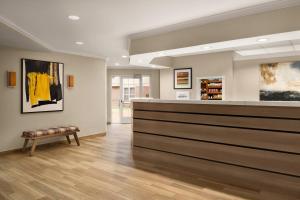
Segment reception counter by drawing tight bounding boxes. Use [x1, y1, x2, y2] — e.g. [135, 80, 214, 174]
[132, 100, 300, 199]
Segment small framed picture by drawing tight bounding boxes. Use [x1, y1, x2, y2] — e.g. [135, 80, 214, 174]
[174, 68, 192, 89]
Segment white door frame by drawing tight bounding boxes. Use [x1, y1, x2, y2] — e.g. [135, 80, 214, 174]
[111, 75, 151, 124]
[120, 76, 142, 123]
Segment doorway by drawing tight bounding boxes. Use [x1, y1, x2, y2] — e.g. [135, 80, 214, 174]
[111, 75, 150, 124]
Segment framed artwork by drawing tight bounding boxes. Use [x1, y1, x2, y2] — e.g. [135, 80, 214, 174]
[174, 68, 192, 89]
[260, 61, 300, 101]
[21, 59, 64, 113]
[176, 91, 190, 100]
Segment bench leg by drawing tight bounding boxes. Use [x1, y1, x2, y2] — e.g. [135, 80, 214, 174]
[73, 133, 80, 146]
[22, 139, 29, 152]
[30, 139, 38, 156]
[66, 135, 71, 144]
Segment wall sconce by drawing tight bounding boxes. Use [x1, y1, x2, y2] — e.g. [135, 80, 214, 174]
[67, 75, 74, 88]
[7, 71, 16, 87]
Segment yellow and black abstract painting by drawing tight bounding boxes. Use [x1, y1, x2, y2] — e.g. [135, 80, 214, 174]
[21, 59, 64, 113]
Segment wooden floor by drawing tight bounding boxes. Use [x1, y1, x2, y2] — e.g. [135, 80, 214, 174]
[0, 124, 249, 200]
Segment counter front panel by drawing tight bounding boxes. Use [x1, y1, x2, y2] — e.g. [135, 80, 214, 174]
[132, 101, 300, 200]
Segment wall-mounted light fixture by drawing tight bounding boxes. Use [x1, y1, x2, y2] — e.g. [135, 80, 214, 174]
[67, 75, 74, 88]
[7, 71, 16, 87]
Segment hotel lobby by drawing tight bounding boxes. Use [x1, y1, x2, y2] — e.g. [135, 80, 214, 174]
[0, 0, 300, 199]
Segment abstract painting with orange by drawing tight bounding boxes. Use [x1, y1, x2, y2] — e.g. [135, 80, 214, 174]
[174, 68, 192, 89]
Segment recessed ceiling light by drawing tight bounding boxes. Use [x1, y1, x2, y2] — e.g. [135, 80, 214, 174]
[75, 41, 84, 45]
[122, 55, 128, 58]
[68, 15, 80, 20]
[257, 38, 268, 42]
[115, 62, 120, 66]
[204, 46, 212, 50]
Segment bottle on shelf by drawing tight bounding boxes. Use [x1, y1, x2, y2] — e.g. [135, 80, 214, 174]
[200, 78, 222, 100]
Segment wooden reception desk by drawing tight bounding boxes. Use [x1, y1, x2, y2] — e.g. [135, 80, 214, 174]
[132, 99, 300, 200]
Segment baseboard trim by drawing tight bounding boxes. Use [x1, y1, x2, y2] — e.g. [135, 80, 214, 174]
[80, 132, 106, 139]
[0, 132, 106, 155]
[0, 148, 20, 155]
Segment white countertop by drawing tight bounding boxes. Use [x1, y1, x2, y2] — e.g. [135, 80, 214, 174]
[131, 99, 300, 107]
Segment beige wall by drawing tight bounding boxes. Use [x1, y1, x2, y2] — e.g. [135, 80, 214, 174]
[160, 51, 300, 101]
[160, 52, 234, 100]
[107, 68, 160, 123]
[130, 6, 300, 54]
[0, 47, 107, 152]
[233, 55, 300, 101]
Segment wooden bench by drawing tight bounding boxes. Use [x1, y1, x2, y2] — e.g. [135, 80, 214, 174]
[22, 126, 80, 156]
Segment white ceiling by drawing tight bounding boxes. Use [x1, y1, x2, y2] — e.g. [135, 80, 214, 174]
[0, 17, 49, 52]
[130, 31, 300, 68]
[0, 0, 294, 67]
[235, 40, 300, 57]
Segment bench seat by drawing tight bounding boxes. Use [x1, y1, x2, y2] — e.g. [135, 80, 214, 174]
[22, 126, 80, 138]
[22, 126, 80, 156]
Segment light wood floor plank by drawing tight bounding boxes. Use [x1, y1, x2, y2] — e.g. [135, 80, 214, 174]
[0, 124, 250, 200]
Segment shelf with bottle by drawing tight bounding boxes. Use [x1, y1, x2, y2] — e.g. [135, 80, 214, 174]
[207, 94, 222, 100]
[207, 88, 222, 94]
[208, 80, 222, 83]
[208, 86, 222, 89]
[200, 77, 223, 101]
